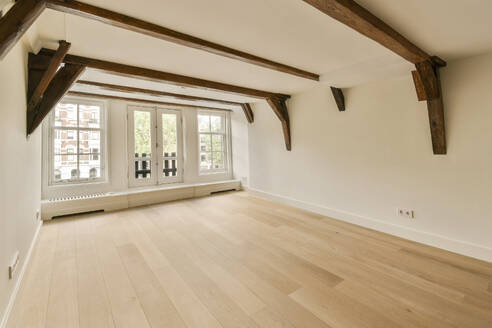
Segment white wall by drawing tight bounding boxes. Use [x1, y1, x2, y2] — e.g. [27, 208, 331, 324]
[248, 51, 492, 262]
[0, 42, 42, 324]
[42, 100, 249, 199]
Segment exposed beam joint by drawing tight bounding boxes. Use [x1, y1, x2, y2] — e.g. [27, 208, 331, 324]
[266, 96, 291, 151]
[241, 103, 254, 123]
[0, 0, 46, 59]
[76, 80, 243, 107]
[38, 48, 291, 101]
[27, 40, 71, 112]
[27, 63, 85, 135]
[330, 87, 345, 111]
[67, 91, 233, 112]
[45, 0, 319, 80]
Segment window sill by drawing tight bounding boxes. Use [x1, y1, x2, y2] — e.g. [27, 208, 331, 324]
[199, 170, 229, 176]
[47, 180, 109, 189]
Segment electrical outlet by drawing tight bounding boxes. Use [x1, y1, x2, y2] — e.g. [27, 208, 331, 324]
[8, 251, 19, 280]
[397, 208, 415, 219]
[36, 209, 40, 220]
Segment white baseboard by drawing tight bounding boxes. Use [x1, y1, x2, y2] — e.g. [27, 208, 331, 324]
[0, 220, 43, 328]
[247, 187, 492, 263]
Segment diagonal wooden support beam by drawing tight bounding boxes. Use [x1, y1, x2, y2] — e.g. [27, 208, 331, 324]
[45, 0, 319, 81]
[413, 60, 446, 155]
[27, 63, 85, 135]
[27, 40, 71, 112]
[0, 0, 46, 59]
[330, 87, 345, 111]
[266, 96, 291, 151]
[241, 103, 254, 123]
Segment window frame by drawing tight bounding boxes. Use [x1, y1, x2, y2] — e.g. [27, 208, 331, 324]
[197, 110, 231, 175]
[48, 98, 107, 186]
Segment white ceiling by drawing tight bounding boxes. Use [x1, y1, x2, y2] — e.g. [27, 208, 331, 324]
[30, 0, 492, 100]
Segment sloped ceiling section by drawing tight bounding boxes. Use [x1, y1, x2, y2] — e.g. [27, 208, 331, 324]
[6, 0, 492, 93]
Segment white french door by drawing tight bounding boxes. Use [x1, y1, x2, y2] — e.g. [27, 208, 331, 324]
[128, 105, 183, 187]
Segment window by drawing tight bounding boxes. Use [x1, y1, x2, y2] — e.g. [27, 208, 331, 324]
[127, 106, 183, 187]
[198, 111, 229, 173]
[49, 99, 106, 184]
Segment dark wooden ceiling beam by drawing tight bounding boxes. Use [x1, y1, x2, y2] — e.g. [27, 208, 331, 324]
[27, 63, 85, 135]
[67, 91, 233, 112]
[301, 0, 434, 64]
[0, 0, 45, 59]
[330, 87, 345, 111]
[45, 0, 319, 81]
[266, 96, 291, 151]
[241, 104, 254, 123]
[38, 48, 290, 101]
[76, 80, 243, 107]
[76, 80, 258, 124]
[27, 40, 71, 112]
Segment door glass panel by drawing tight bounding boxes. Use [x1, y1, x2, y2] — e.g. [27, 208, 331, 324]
[162, 113, 177, 156]
[134, 111, 152, 157]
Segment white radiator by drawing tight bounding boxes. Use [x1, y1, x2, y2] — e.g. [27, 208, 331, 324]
[41, 180, 241, 220]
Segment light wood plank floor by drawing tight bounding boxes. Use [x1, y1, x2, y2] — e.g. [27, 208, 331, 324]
[7, 191, 492, 328]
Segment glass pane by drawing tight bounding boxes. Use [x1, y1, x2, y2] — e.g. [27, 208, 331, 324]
[198, 114, 210, 132]
[53, 129, 78, 155]
[163, 159, 178, 177]
[212, 134, 223, 152]
[212, 152, 224, 169]
[200, 152, 212, 170]
[79, 155, 101, 179]
[54, 155, 78, 181]
[199, 134, 211, 152]
[79, 130, 100, 154]
[211, 115, 222, 133]
[79, 104, 101, 128]
[54, 103, 77, 127]
[135, 160, 152, 179]
[162, 113, 177, 155]
[134, 111, 152, 157]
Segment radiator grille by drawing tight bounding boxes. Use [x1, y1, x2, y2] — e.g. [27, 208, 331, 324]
[49, 192, 107, 202]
